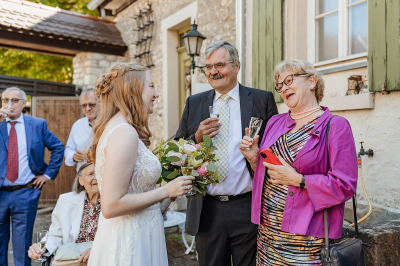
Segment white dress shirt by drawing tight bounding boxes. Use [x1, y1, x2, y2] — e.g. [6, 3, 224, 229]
[4, 114, 38, 186]
[207, 83, 253, 196]
[64, 117, 93, 171]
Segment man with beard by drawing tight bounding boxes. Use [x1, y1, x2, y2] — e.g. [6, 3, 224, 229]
[175, 41, 278, 266]
[65, 89, 99, 171]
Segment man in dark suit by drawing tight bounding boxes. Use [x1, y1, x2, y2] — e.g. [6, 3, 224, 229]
[175, 41, 278, 266]
[0, 87, 64, 266]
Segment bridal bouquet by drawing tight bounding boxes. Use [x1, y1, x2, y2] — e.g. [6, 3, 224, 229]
[154, 136, 220, 198]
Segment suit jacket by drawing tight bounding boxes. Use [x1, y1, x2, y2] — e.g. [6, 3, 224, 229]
[46, 192, 86, 254]
[175, 84, 278, 235]
[0, 115, 64, 187]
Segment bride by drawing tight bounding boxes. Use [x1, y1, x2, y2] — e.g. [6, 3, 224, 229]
[86, 62, 194, 266]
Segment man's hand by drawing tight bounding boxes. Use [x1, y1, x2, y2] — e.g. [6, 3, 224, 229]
[33, 175, 48, 189]
[0, 107, 11, 123]
[79, 248, 91, 263]
[73, 150, 86, 162]
[195, 118, 221, 143]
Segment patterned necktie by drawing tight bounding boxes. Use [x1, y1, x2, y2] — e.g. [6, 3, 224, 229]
[214, 94, 230, 182]
[7, 121, 19, 183]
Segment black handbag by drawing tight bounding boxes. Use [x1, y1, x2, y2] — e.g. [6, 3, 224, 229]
[320, 117, 366, 266]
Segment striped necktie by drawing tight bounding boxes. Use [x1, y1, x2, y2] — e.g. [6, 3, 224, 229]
[214, 94, 230, 182]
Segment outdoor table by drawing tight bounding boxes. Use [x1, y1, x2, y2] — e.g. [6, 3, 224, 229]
[163, 211, 195, 254]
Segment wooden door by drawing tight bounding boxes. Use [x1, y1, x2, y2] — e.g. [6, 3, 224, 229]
[177, 25, 192, 119]
[31, 96, 81, 206]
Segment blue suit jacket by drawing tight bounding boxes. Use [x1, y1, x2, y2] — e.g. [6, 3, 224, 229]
[0, 115, 65, 187]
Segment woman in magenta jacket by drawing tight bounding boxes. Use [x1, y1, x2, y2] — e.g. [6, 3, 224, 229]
[240, 59, 358, 265]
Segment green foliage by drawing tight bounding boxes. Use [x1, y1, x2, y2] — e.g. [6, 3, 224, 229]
[29, 0, 99, 17]
[0, 0, 99, 83]
[0, 49, 73, 83]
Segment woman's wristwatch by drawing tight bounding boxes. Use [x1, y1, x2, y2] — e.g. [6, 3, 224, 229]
[300, 175, 306, 189]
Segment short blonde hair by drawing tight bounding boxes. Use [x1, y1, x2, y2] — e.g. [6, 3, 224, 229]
[273, 59, 325, 103]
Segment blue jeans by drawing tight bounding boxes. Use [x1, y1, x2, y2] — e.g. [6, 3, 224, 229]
[0, 187, 41, 266]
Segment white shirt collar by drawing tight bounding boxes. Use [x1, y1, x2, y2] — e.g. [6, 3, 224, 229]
[213, 83, 240, 103]
[6, 113, 24, 124]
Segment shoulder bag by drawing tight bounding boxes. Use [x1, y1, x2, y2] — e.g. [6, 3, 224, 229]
[320, 117, 366, 266]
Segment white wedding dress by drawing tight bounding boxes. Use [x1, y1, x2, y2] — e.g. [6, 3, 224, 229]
[88, 124, 168, 266]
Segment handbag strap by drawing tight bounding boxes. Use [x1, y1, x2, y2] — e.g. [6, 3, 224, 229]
[323, 117, 359, 253]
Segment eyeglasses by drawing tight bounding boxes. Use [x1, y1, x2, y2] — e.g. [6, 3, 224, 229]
[275, 73, 309, 93]
[80, 103, 97, 109]
[1, 98, 24, 104]
[204, 61, 234, 72]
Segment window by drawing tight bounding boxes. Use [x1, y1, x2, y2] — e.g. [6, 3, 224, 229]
[308, 0, 368, 63]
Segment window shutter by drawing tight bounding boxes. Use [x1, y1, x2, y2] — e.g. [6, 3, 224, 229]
[369, 0, 400, 92]
[252, 0, 283, 102]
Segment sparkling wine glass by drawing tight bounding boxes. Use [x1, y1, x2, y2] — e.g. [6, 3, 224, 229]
[245, 117, 263, 150]
[2, 102, 12, 118]
[35, 230, 48, 262]
[209, 106, 220, 119]
[181, 155, 195, 196]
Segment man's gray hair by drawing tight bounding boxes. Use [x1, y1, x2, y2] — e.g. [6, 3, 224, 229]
[79, 88, 97, 100]
[2, 87, 27, 100]
[205, 41, 239, 63]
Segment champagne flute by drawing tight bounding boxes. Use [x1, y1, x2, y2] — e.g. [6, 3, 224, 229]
[35, 230, 48, 262]
[2, 102, 12, 118]
[245, 117, 263, 150]
[181, 155, 195, 196]
[209, 106, 220, 119]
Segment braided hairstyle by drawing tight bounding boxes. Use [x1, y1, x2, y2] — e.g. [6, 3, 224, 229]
[87, 62, 152, 165]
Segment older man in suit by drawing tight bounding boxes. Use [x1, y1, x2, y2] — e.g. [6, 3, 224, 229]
[175, 41, 278, 266]
[0, 87, 64, 266]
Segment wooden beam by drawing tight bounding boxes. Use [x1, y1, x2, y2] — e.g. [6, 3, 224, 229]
[0, 27, 127, 56]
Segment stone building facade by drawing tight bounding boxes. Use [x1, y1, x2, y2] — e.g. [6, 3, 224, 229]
[72, 0, 400, 220]
[73, 0, 240, 147]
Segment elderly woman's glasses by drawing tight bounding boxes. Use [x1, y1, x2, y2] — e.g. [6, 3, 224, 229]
[204, 61, 234, 72]
[275, 73, 309, 93]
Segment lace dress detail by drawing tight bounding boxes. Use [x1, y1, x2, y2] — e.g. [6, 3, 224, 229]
[88, 123, 167, 266]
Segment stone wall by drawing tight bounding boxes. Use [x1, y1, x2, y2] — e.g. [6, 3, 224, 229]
[73, 52, 127, 91]
[115, 0, 237, 146]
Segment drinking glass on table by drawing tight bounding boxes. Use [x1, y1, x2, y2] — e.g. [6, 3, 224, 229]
[209, 106, 220, 119]
[35, 230, 48, 262]
[245, 117, 263, 150]
[181, 155, 195, 196]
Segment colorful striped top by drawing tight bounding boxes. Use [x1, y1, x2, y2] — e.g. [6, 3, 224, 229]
[257, 116, 324, 266]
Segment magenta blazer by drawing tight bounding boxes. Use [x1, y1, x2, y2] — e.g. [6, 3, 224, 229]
[252, 107, 358, 239]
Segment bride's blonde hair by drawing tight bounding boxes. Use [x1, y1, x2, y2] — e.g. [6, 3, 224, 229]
[87, 62, 152, 165]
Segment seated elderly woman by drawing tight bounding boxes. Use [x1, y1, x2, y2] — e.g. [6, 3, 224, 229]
[240, 59, 358, 265]
[28, 163, 100, 264]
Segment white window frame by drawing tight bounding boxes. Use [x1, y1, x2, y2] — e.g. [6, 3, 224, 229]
[307, 0, 368, 66]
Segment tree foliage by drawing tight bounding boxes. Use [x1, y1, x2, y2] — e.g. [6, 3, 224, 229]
[0, 0, 99, 83]
[0, 49, 74, 83]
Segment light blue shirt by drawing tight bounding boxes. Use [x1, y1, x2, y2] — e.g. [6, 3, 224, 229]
[3, 114, 50, 186]
[207, 83, 253, 195]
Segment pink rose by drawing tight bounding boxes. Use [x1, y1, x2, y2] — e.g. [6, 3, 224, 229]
[170, 152, 183, 166]
[183, 144, 197, 154]
[196, 161, 209, 177]
[194, 144, 202, 150]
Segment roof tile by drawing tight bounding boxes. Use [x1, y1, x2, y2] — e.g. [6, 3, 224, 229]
[0, 0, 126, 47]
